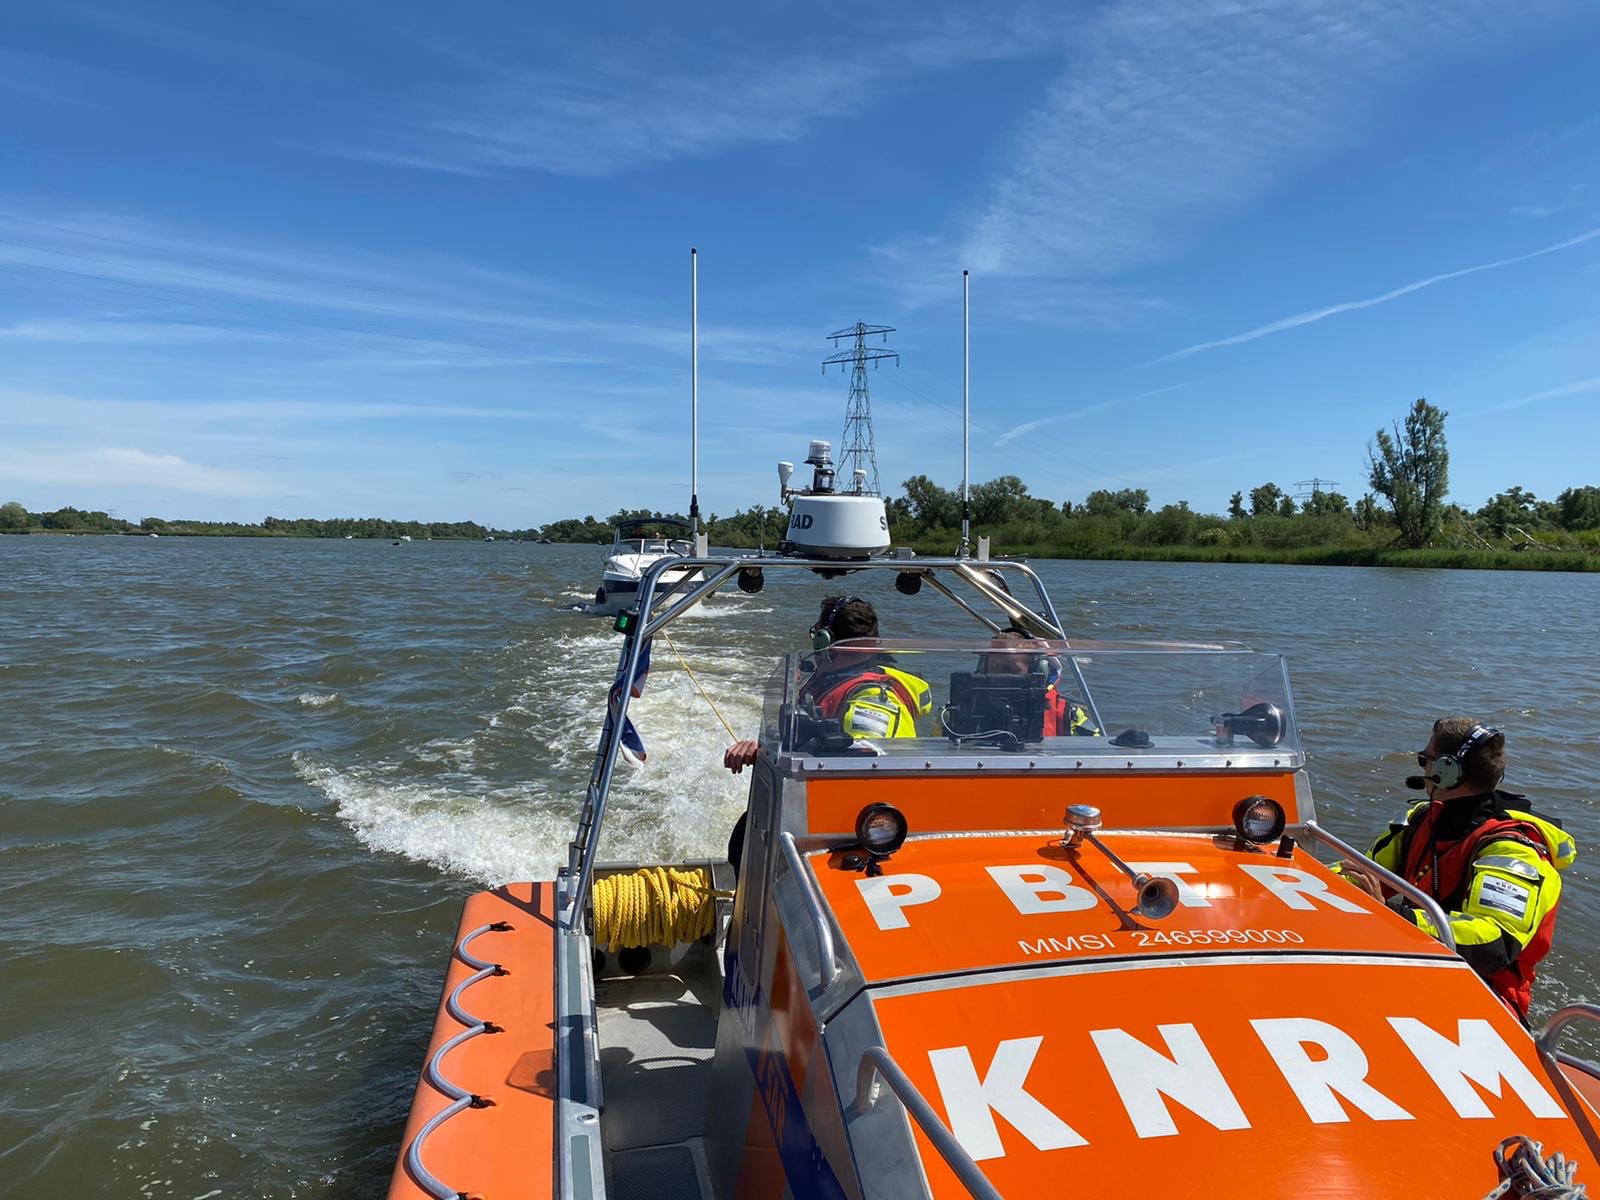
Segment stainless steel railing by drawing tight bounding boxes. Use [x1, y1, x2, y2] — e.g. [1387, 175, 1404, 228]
[779, 832, 840, 988]
[1537, 1004, 1600, 1058]
[1301, 820, 1456, 952]
[854, 1046, 1003, 1200]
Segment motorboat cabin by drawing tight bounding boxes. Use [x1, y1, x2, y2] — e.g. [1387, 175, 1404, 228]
[593, 517, 700, 615]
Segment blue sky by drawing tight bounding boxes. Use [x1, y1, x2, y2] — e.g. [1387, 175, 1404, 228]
[2, 0, 1598, 526]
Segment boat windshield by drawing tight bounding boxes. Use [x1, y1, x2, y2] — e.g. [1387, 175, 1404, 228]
[614, 536, 691, 555]
[757, 638, 1301, 768]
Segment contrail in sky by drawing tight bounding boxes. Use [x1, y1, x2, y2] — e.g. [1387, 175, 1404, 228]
[1158, 226, 1600, 363]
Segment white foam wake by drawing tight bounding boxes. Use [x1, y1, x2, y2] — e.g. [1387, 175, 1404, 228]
[298, 622, 766, 886]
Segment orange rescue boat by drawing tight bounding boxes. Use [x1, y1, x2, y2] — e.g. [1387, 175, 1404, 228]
[390, 548, 1600, 1200]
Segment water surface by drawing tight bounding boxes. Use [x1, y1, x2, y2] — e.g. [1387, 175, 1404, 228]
[2, 537, 1596, 1195]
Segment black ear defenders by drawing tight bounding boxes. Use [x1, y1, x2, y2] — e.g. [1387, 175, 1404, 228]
[811, 596, 864, 651]
[1410, 723, 1501, 791]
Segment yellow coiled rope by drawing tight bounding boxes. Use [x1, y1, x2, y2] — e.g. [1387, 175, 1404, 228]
[591, 866, 732, 950]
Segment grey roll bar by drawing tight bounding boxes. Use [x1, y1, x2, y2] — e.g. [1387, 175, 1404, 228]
[1300, 820, 1456, 953]
[854, 1045, 1003, 1200]
[562, 552, 1068, 930]
[1536, 1004, 1600, 1058]
[778, 832, 841, 988]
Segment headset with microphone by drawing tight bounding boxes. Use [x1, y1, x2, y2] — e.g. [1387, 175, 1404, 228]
[811, 596, 867, 651]
[1405, 723, 1502, 791]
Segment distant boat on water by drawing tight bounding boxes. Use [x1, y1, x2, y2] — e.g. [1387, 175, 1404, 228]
[592, 517, 700, 614]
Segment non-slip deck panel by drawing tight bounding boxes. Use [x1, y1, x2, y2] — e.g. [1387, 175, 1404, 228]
[389, 883, 557, 1200]
[595, 966, 719, 1153]
[610, 1144, 708, 1200]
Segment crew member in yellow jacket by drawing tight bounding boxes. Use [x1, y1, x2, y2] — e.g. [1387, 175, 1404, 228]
[1345, 717, 1576, 1021]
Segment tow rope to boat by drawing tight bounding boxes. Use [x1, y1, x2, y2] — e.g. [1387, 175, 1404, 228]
[661, 632, 739, 740]
[1483, 1134, 1587, 1198]
[591, 866, 731, 950]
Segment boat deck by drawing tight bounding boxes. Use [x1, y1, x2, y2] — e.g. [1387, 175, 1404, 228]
[596, 944, 722, 1200]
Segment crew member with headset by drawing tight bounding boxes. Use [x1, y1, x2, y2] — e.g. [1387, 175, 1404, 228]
[722, 595, 931, 773]
[721, 597, 930, 873]
[1344, 717, 1576, 1021]
[979, 629, 1101, 737]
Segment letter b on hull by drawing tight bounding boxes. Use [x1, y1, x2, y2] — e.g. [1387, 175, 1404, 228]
[987, 865, 1098, 914]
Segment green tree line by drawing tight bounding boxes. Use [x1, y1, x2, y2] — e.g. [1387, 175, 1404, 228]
[7, 401, 1600, 568]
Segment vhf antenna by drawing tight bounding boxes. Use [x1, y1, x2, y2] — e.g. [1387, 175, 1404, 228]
[960, 269, 971, 557]
[689, 248, 700, 536]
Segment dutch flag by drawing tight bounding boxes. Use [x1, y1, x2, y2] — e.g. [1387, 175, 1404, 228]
[605, 638, 652, 767]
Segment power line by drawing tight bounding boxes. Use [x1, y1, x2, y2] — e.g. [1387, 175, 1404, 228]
[1293, 477, 1341, 500]
[822, 321, 897, 496]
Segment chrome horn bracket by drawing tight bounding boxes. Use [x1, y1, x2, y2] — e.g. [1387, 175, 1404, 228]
[1061, 805, 1179, 920]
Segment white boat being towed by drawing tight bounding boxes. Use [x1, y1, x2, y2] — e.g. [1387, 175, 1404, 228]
[593, 517, 701, 614]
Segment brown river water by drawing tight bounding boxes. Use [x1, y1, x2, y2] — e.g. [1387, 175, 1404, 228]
[2, 536, 1597, 1196]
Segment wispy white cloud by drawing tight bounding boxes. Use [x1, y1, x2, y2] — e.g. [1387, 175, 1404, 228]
[879, 0, 1574, 288]
[1157, 226, 1600, 362]
[0, 317, 272, 345]
[0, 445, 282, 498]
[0, 387, 551, 427]
[0, 208, 806, 366]
[331, 13, 1069, 177]
[995, 381, 1195, 445]
[1485, 376, 1600, 412]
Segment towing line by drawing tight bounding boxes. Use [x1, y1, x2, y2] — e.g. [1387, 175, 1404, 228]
[404, 921, 511, 1200]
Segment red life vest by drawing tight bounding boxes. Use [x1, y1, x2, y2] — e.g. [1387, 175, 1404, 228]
[1400, 804, 1556, 1019]
[805, 669, 919, 719]
[1043, 691, 1075, 737]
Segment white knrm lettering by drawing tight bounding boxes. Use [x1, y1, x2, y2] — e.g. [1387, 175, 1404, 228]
[1237, 865, 1367, 914]
[1124, 862, 1212, 908]
[1388, 1017, 1563, 1119]
[1251, 1018, 1413, 1123]
[856, 874, 941, 931]
[927, 1037, 1087, 1161]
[1089, 1023, 1249, 1138]
[987, 864, 1098, 915]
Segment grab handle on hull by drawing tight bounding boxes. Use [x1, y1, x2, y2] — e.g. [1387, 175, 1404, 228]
[778, 831, 841, 988]
[853, 1046, 1003, 1200]
[1537, 1004, 1600, 1058]
[1301, 820, 1455, 953]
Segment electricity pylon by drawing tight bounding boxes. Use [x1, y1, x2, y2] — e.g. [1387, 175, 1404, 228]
[822, 322, 897, 496]
[1293, 477, 1340, 500]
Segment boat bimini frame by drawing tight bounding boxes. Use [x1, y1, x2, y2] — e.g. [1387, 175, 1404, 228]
[560, 552, 1071, 930]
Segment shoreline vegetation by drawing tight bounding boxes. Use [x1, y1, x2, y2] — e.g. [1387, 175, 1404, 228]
[5, 402, 1598, 573]
[6, 501, 1597, 573]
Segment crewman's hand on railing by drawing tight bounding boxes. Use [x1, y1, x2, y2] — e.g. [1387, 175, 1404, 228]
[1336, 865, 1386, 903]
[723, 740, 759, 773]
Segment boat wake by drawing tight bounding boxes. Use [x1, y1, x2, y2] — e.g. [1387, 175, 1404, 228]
[300, 623, 765, 886]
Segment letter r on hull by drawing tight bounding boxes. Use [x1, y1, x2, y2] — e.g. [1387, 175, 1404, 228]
[1252, 1018, 1413, 1123]
[1238, 864, 1367, 914]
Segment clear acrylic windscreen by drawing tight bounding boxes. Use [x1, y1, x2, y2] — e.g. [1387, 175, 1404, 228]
[759, 638, 1300, 762]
